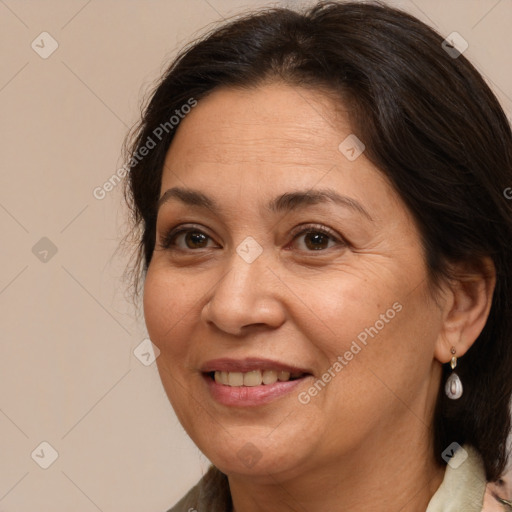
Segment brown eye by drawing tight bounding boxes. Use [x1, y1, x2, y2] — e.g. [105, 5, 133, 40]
[160, 226, 216, 250]
[180, 231, 209, 249]
[301, 231, 332, 250]
[290, 224, 346, 252]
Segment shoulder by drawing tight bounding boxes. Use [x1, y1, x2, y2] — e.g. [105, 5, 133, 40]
[166, 464, 231, 512]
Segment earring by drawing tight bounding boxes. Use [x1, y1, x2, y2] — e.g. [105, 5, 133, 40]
[445, 347, 463, 400]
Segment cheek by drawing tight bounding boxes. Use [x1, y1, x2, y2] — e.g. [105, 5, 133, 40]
[143, 267, 169, 344]
[300, 271, 438, 401]
[293, 270, 400, 354]
[143, 266, 199, 412]
[142, 264, 196, 356]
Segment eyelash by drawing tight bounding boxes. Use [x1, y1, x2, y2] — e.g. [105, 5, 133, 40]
[158, 223, 346, 253]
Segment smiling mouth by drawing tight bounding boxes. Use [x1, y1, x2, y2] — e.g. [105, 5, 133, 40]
[205, 370, 310, 387]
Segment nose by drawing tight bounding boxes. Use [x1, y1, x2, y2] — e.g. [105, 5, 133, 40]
[201, 249, 286, 336]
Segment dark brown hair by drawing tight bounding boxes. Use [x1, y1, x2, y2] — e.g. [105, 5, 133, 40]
[122, 0, 512, 481]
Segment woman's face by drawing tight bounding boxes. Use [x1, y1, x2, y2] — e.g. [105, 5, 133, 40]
[143, 82, 446, 479]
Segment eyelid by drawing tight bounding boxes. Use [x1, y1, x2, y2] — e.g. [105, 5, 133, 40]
[158, 222, 347, 251]
[158, 223, 216, 250]
[289, 223, 340, 240]
[287, 223, 347, 251]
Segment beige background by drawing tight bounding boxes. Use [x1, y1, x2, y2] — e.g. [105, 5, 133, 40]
[0, 0, 511, 510]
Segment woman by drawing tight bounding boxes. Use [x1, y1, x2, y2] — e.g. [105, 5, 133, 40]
[122, 1, 512, 510]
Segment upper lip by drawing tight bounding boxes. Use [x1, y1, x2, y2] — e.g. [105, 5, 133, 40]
[200, 357, 313, 375]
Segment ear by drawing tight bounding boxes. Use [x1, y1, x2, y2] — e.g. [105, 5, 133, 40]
[434, 257, 496, 363]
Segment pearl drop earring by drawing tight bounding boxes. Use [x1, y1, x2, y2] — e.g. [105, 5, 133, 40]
[445, 346, 463, 400]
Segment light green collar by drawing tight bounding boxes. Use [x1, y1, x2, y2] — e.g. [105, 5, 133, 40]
[426, 444, 486, 511]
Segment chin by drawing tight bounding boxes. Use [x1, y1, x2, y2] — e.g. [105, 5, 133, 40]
[200, 434, 306, 480]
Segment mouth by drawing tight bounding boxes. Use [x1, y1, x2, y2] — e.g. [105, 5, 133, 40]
[204, 369, 309, 386]
[199, 358, 314, 406]
[200, 357, 313, 386]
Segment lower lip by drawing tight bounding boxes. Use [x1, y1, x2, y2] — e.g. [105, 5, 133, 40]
[203, 373, 311, 407]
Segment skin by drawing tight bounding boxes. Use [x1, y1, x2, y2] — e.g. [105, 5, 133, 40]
[482, 486, 507, 511]
[143, 82, 496, 512]
[484, 473, 512, 511]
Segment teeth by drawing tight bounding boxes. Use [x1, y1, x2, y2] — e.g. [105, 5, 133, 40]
[262, 370, 278, 385]
[277, 371, 290, 381]
[213, 370, 304, 387]
[244, 370, 262, 387]
[228, 372, 244, 386]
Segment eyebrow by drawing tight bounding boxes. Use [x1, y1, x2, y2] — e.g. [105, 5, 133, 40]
[157, 187, 373, 221]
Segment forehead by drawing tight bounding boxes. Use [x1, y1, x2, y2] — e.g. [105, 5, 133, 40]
[158, 82, 402, 225]
[163, 82, 351, 168]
